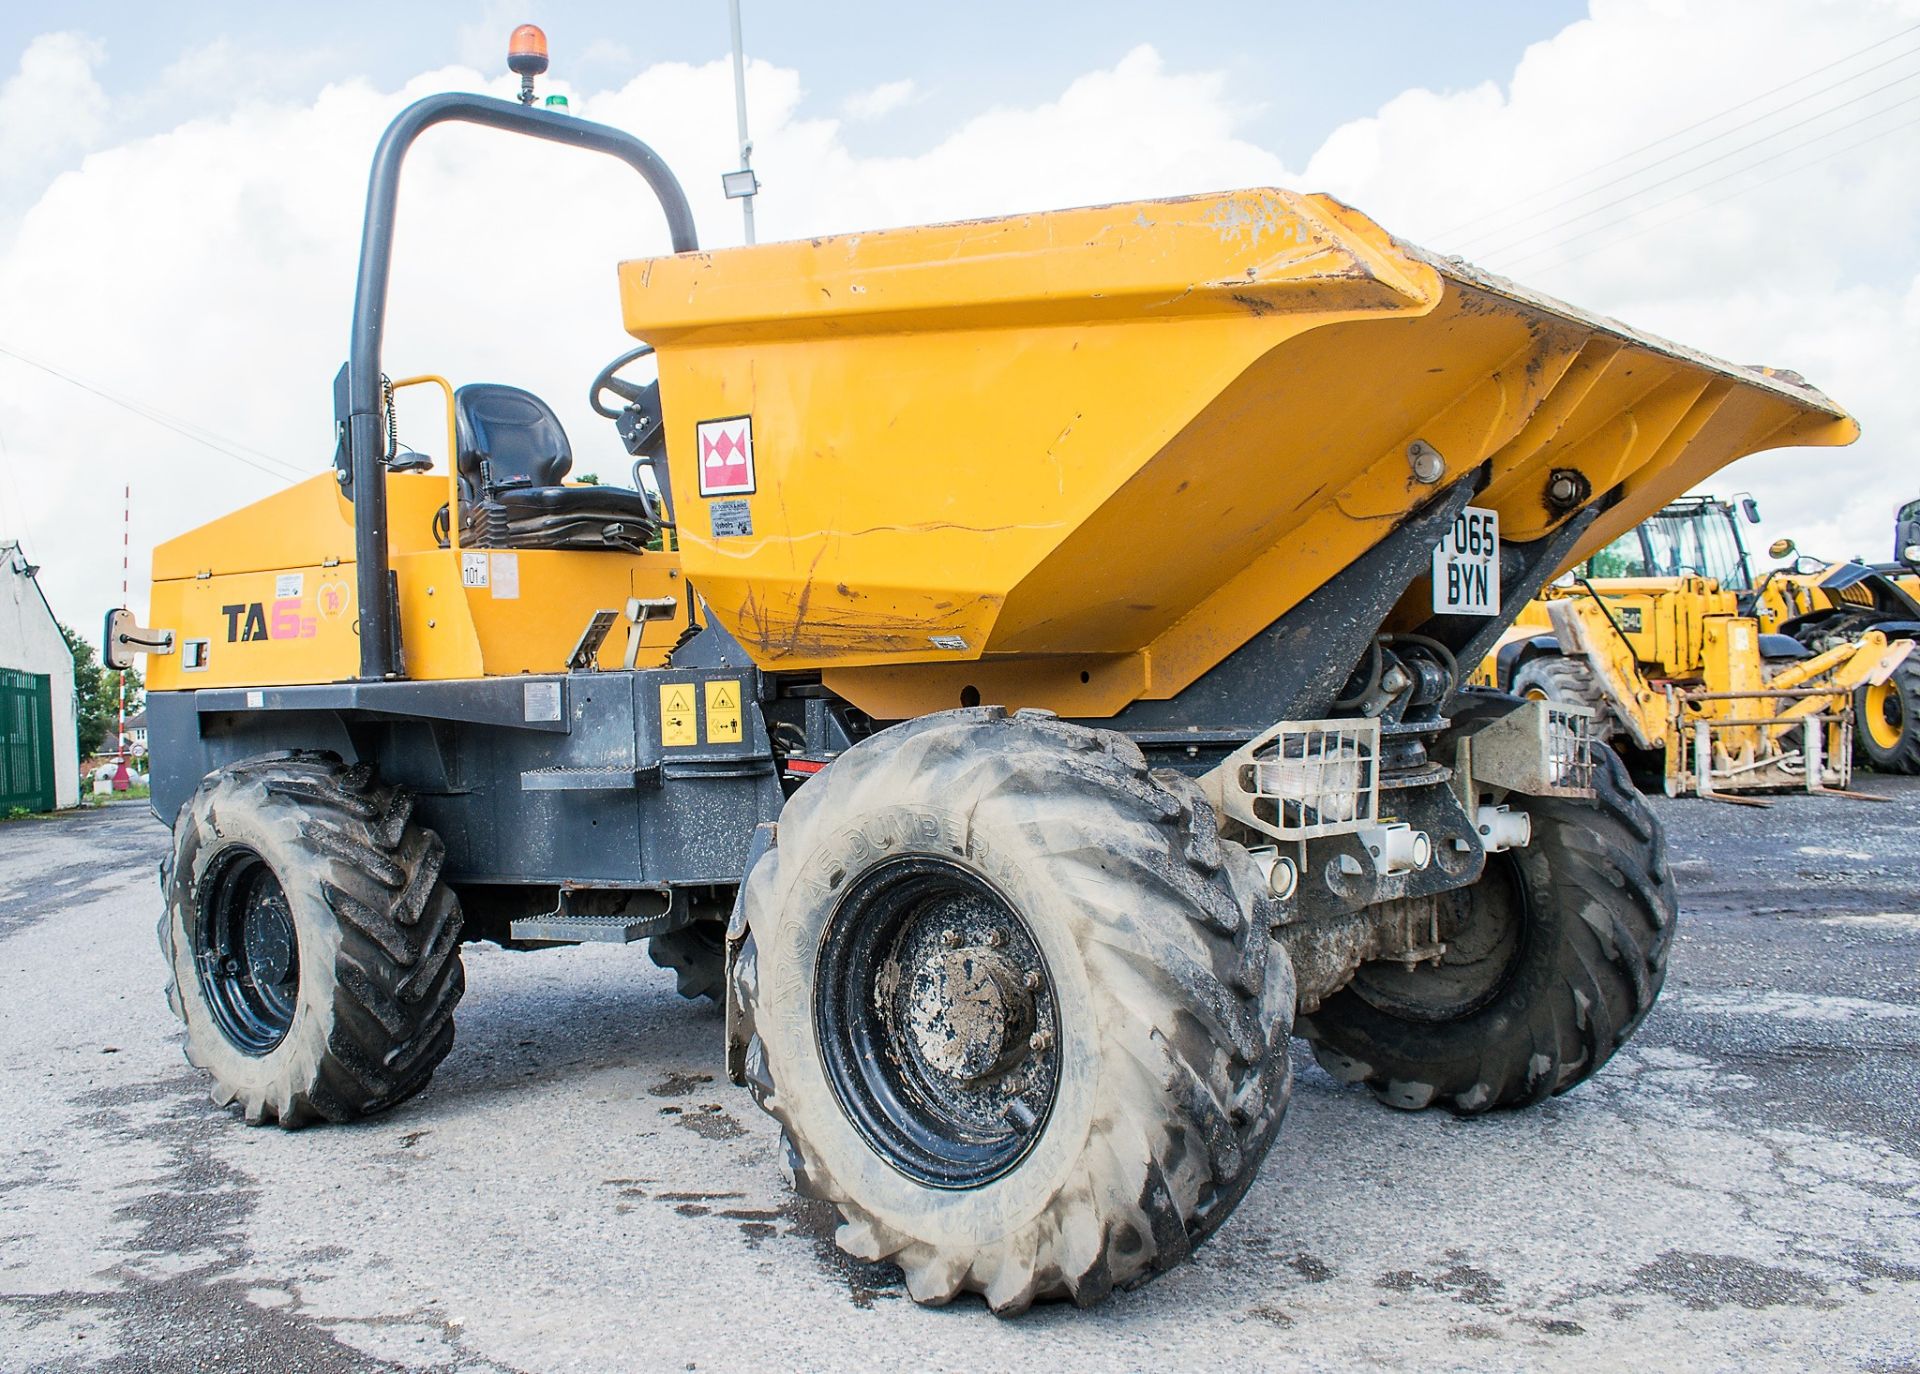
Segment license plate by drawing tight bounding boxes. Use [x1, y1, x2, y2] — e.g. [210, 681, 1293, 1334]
[1432, 506, 1500, 615]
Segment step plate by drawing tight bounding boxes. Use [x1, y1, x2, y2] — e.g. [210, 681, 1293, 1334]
[509, 912, 674, 944]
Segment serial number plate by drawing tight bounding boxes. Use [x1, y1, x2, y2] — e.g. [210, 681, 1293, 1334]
[1432, 506, 1500, 615]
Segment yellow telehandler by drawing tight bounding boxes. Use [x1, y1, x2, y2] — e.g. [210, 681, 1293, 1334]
[1755, 495, 1920, 772]
[1481, 494, 1914, 798]
[102, 30, 1868, 1313]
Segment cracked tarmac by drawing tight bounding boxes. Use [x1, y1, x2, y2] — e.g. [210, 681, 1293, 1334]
[1, 779, 1916, 1371]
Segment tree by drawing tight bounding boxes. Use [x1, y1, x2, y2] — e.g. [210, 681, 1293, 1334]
[61, 624, 144, 754]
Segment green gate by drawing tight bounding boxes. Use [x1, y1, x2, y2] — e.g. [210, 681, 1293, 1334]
[0, 668, 56, 813]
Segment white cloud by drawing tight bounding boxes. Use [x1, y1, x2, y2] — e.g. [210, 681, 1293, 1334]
[1295, 0, 1920, 564]
[578, 37, 635, 71]
[0, 32, 108, 191]
[841, 77, 918, 122]
[2, 5, 1917, 630]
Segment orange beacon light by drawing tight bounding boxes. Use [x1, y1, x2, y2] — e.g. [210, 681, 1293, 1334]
[509, 24, 549, 104]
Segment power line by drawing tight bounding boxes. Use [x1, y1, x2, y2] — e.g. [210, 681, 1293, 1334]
[0, 343, 306, 484]
[1516, 110, 1920, 278]
[1484, 85, 1920, 267]
[1462, 65, 1920, 258]
[1435, 20, 1920, 240]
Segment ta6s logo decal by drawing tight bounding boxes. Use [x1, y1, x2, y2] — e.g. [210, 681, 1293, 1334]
[222, 598, 317, 643]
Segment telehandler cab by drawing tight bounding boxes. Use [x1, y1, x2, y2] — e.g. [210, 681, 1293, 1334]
[109, 33, 1863, 1312]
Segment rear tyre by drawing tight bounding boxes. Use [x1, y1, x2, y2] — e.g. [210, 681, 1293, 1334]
[732, 708, 1294, 1313]
[1510, 654, 1614, 742]
[160, 755, 465, 1127]
[648, 923, 726, 1001]
[1299, 744, 1673, 1113]
[1856, 657, 1920, 774]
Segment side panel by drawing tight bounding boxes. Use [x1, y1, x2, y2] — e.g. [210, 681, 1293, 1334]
[147, 668, 781, 888]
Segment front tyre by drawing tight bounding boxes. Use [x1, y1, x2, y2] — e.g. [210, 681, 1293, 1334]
[732, 708, 1293, 1313]
[1300, 744, 1673, 1113]
[1510, 654, 1615, 742]
[1856, 657, 1920, 774]
[161, 756, 465, 1127]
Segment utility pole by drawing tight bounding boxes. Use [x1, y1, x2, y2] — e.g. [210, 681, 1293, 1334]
[724, 0, 759, 244]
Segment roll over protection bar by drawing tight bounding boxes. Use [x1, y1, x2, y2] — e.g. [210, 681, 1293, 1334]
[340, 92, 699, 679]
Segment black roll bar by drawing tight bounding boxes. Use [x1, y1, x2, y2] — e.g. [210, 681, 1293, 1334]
[342, 92, 699, 679]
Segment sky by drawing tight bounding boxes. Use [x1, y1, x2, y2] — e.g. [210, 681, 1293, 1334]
[0, 0, 1916, 631]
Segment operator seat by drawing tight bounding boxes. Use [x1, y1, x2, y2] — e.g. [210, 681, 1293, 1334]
[452, 383, 658, 553]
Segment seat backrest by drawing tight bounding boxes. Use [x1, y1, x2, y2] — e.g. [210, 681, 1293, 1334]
[455, 384, 572, 492]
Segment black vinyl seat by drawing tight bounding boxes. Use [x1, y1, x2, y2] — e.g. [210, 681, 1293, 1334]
[453, 383, 658, 552]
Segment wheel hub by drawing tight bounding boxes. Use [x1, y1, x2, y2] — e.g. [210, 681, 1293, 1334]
[816, 855, 1061, 1188]
[243, 894, 295, 986]
[906, 945, 1036, 1084]
[194, 849, 300, 1056]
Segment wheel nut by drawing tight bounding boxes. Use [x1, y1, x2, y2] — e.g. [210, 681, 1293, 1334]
[985, 929, 1006, 949]
[1029, 1029, 1054, 1054]
[1022, 970, 1042, 991]
[941, 929, 962, 947]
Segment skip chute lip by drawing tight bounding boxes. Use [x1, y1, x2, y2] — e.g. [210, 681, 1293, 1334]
[1405, 241, 1858, 439]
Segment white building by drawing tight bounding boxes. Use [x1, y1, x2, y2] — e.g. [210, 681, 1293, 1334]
[0, 543, 80, 811]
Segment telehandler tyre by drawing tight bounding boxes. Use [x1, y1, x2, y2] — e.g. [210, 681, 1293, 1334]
[160, 755, 465, 1127]
[1856, 657, 1920, 774]
[732, 708, 1293, 1314]
[1510, 654, 1614, 741]
[648, 923, 726, 1001]
[1299, 743, 1672, 1113]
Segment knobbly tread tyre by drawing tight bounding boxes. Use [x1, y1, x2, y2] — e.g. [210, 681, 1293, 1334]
[730, 707, 1294, 1314]
[1855, 656, 1920, 774]
[1511, 653, 1615, 742]
[1299, 742, 1673, 1114]
[160, 754, 465, 1128]
[648, 923, 726, 1001]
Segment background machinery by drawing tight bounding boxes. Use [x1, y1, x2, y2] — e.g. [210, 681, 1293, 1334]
[109, 34, 1865, 1313]
[1485, 494, 1913, 798]
[1756, 497, 1920, 772]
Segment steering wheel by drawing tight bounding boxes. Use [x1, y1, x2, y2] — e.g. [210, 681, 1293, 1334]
[589, 342, 657, 419]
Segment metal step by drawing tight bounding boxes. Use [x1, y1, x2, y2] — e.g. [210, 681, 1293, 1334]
[509, 911, 677, 944]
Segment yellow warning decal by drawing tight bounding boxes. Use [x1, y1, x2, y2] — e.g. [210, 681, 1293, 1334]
[659, 683, 697, 746]
[705, 679, 743, 744]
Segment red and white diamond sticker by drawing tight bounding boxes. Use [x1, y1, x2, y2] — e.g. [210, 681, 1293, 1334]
[696, 415, 755, 496]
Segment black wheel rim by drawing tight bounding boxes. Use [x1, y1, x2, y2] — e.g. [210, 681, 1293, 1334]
[193, 848, 299, 1055]
[815, 855, 1060, 1189]
[1348, 851, 1528, 1023]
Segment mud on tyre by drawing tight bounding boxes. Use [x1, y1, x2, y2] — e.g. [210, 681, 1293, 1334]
[1300, 742, 1673, 1113]
[160, 754, 465, 1127]
[731, 707, 1294, 1313]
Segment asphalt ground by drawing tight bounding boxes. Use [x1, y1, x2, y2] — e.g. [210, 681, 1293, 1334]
[1, 778, 1916, 1372]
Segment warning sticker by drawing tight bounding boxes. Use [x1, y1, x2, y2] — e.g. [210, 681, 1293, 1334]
[704, 680, 743, 744]
[275, 572, 304, 600]
[461, 552, 489, 588]
[696, 415, 755, 496]
[660, 682, 697, 746]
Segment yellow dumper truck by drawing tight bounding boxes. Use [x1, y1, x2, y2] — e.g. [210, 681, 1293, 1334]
[106, 39, 1865, 1312]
